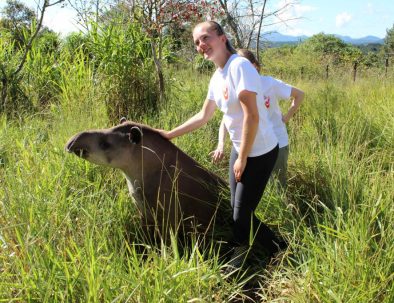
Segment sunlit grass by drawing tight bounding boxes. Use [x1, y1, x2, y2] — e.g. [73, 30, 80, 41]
[1, 67, 393, 302]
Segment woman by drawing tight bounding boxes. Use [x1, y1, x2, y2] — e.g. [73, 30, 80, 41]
[211, 49, 305, 189]
[158, 21, 284, 270]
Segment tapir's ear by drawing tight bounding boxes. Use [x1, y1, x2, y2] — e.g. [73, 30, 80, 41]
[120, 117, 127, 124]
[129, 126, 142, 144]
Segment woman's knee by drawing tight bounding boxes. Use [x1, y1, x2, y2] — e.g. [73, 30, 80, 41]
[232, 205, 253, 224]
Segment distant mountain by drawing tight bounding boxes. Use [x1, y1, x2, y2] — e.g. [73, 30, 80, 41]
[333, 35, 384, 45]
[261, 32, 384, 45]
[262, 32, 309, 43]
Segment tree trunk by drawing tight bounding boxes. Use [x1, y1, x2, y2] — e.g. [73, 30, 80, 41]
[256, 0, 267, 61]
[218, 0, 242, 48]
[151, 41, 165, 103]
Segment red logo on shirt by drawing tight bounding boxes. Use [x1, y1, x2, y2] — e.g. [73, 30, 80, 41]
[223, 84, 229, 101]
[264, 96, 270, 108]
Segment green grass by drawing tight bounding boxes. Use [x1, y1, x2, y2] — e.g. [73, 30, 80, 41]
[1, 67, 393, 302]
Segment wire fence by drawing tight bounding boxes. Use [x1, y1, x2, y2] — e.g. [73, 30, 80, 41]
[267, 60, 394, 84]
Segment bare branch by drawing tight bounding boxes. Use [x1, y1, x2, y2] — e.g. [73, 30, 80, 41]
[47, 0, 66, 7]
[256, 0, 267, 57]
[215, 0, 301, 49]
[13, 1, 46, 76]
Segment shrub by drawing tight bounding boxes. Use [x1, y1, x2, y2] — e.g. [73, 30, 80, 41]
[89, 21, 160, 121]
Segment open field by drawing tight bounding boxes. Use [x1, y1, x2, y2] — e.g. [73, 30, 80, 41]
[1, 67, 393, 302]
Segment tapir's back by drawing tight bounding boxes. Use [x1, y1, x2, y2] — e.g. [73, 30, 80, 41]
[139, 127, 232, 232]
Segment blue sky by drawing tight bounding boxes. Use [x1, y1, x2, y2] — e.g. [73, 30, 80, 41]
[269, 0, 393, 38]
[1, 0, 393, 38]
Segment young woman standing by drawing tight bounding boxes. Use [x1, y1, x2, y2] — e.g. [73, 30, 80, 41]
[158, 21, 285, 270]
[211, 49, 305, 189]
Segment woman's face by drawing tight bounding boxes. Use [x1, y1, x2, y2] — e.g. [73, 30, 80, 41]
[193, 23, 227, 63]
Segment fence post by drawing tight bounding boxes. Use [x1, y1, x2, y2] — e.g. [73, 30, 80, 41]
[353, 61, 358, 82]
[325, 64, 329, 79]
[385, 57, 389, 77]
[300, 66, 304, 79]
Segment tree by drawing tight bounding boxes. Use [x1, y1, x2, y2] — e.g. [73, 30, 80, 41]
[0, 0, 36, 48]
[67, 0, 221, 102]
[383, 23, 394, 55]
[129, 0, 221, 102]
[296, 33, 348, 65]
[216, 0, 299, 55]
[66, 0, 113, 33]
[0, 0, 65, 115]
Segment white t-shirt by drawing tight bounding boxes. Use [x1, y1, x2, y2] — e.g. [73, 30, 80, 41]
[260, 76, 292, 148]
[207, 54, 278, 157]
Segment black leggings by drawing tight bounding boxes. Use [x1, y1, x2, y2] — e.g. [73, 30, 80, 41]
[229, 145, 280, 254]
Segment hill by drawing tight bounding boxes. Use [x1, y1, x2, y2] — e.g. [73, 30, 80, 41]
[261, 32, 384, 46]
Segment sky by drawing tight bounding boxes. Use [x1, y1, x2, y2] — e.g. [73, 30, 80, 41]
[270, 0, 394, 38]
[0, 0, 393, 39]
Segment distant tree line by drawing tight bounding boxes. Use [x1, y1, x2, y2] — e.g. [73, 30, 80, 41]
[0, 0, 393, 118]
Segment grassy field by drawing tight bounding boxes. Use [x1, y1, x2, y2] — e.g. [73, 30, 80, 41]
[1, 67, 393, 302]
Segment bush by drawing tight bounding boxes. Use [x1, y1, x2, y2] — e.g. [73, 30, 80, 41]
[24, 31, 62, 108]
[88, 21, 160, 120]
[0, 28, 32, 115]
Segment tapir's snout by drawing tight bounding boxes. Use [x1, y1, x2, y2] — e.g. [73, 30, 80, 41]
[65, 134, 89, 158]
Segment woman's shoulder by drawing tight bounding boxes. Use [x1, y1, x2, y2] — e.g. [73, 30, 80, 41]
[230, 55, 251, 67]
[261, 75, 289, 87]
[228, 55, 257, 74]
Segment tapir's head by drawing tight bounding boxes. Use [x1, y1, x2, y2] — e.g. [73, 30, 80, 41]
[65, 119, 157, 170]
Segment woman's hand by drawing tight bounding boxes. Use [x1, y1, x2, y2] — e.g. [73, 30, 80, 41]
[233, 157, 247, 182]
[209, 145, 225, 164]
[156, 129, 172, 140]
[282, 87, 304, 124]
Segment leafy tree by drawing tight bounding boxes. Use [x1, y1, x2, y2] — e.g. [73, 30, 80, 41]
[357, 43, 382, 54]
[298, 33, 347, 62]
[262, 33, 372, 80]
[130, 0, 221, 101]
[295, 33, 364, 67]
[67, 0, 220, 102]
[37, 28, 61, 55]
[340, 45, 363, 64]
[0, 0, 65, 115]
[362, 51, 380, 68]
[61, 31, 91, 57]
[383, 23, 394, 54]
[0, 0, 36, 48]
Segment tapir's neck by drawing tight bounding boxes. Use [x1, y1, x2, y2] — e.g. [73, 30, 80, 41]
[124, 173, 144, 210]
[124, 174, 138, 194]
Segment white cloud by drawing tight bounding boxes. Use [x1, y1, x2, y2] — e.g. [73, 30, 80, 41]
[336, 12, 352, 28]
[269, 1, 316, 35]
[293, 3, 316, 16]
[276, 1, 316, 20]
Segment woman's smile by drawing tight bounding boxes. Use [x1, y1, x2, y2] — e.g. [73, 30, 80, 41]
[193, 23, 227, 65]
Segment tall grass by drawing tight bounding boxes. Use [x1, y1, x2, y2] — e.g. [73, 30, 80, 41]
[257, 76, 394, 302]
[1, 65, 393, 302]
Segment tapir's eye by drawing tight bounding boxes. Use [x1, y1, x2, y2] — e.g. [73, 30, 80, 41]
[99, 140, 111, 150]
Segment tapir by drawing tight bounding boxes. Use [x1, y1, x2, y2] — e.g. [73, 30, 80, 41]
[65, 119, 233, 243]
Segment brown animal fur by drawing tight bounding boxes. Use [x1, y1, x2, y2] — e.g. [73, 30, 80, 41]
[65, 120, 232, 242]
